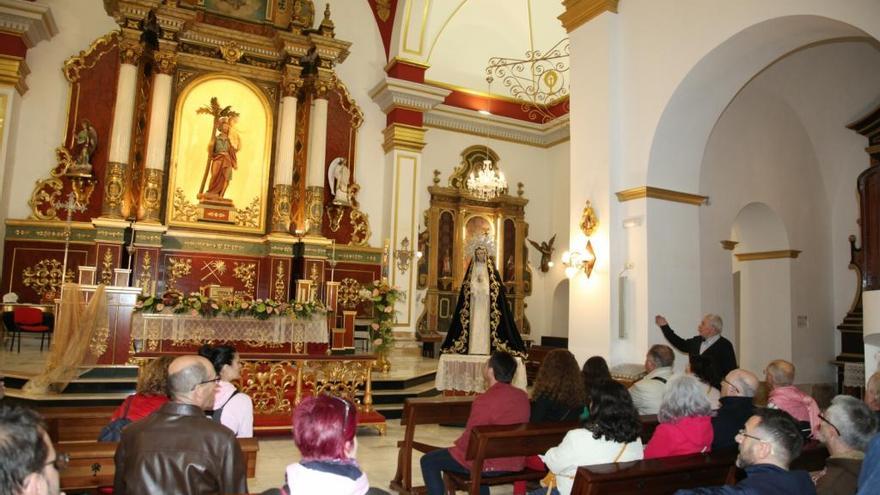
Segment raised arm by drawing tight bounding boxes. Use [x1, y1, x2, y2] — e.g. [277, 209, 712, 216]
[656, 314, 690, 354]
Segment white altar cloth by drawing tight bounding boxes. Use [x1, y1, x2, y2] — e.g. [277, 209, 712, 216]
[130, 312, 328, 346]
[435, 353, 527, 393]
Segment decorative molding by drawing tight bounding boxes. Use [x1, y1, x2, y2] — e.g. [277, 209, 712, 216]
[424, 104, 570, 148]
[384, 56, 430, 73]
[615, 186, 708, 206]
[558, 0, 619, 33]
[141, 168, 164, 222]
[369, 77, 450, 114]
[101, 161, 127, 218]
[271, 184, 293, 233]
[152, 50, 177, 75]
[0, 0, 58, 47]
[735, 250, 802, 262]
[382, 123, 427, 153]
[0, 54, 27, 94]
[720, 240, 739, 251]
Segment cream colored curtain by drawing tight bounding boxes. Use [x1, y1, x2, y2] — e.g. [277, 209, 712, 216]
[23, 283, 108, 395]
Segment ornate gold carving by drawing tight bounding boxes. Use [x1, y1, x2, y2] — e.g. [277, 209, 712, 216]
[271, 184, 293, 233]
[318, 3, 335, 38]
[141, 168, 163, 222]
[28, 147, 80, 221]
[138, 252, 154, 295]
[580, 200, 598, 237]
[241, 360, 297, 415]
[309, 263, 319, 285]
[281, 74, 304, 98]
[559, 0, 619, 33]
[64, 32, 119, 82]
[100, 248, 114, 285]
[449, 145, 499, 192]
[153, 50, 177, 75]
[376, 0, 391, 21]
[300, 360, 371, 404]
[326, 204, 344, 232]
[89, 320, 110, 357]
[338, 278, 361, 309]
[615, 186, 708, 206]
[102, 161, 127, 218]
[118, 38, 144, 66]
[166, 257, 192, 291]
[332, 75, 364, 129]
[172, 187, 199, 222]
[349, 209, 371, 247]
[22, 259, 72, 298]
[305, 186, 323, 235]
[233, 262, 257, 296]
[274, 261, 287, 301]
[219, 41, 244, 64]
[234, 197, 261, 228]
[382, 123, 426, 153]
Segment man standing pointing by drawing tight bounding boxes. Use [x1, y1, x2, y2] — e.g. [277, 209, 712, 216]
[655, 313, 737, 390]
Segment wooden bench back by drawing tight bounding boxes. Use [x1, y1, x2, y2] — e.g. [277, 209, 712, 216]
[58, 438, 259, 492]
[571, 451, 738, 495]
[465, 421, 580, 461]
[39, 406, 117, 443]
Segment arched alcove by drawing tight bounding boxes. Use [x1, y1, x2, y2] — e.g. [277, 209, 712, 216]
[550, 279, 570, 338]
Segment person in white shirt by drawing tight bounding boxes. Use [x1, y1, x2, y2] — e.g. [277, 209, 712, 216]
[629, 344, 675, 415]
[198, 345, 254, 438]
[535, 379, 644, 495]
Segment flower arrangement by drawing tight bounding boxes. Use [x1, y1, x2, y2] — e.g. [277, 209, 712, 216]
[135, 290, 326, 321]
[359, 280, 404, 354]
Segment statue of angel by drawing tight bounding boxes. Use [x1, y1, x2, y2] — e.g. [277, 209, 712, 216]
[73, 119, 98, 173]
[327, 157, 351, 205]
[527, 234, 556, 273]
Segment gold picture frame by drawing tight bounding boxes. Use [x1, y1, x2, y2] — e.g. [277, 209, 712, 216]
[166, 73, 273, 234]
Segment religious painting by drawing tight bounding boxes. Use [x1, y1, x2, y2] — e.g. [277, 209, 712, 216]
[196, 0, 271, 23]
[166, 74, 273, 234]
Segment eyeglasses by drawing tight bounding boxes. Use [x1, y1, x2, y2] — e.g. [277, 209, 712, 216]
[193, 376, 221, 391]
[722, 379, 739, 394]
[736, 429, 766, 443]
[46, 452, 69, 471]
[328, 394, 351, 427]
[818, 414, 841, 437]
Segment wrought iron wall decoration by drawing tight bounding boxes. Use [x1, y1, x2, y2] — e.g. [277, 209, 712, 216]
[486, 38, 570, 123]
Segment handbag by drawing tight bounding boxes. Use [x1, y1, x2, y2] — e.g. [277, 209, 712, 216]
[98, 396, 133, 442]
[540, 442, 630, 494]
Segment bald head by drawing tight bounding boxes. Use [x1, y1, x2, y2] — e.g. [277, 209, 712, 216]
[722, 369, 758, 398]
[167, 355, 215, 405]
[766, 360, 795, 388]
[867, 371, 880, 412]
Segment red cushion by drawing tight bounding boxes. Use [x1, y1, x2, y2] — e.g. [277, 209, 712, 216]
[13, 307, 43, 325]
[18, 324, 49, 332]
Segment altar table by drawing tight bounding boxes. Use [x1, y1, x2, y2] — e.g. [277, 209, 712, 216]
[435, 353, 528, 393]
[130, 312, 328, 351]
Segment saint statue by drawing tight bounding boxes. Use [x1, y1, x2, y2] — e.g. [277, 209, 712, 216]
[202, 117, 240, 201]
[72, 119, 97, 173]
[441, 235, 527, 358]
[327, 157, 351, 205]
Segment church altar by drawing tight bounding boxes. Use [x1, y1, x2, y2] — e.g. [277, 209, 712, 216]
[435, 353, 528, 393]
[130, 312, 327, 354]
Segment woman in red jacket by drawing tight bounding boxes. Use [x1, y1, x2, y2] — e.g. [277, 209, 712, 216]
[110, 355, 173, 422]
[644, 374, 714, 458]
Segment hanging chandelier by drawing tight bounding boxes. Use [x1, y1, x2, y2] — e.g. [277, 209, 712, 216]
[466, 76, 508, 200]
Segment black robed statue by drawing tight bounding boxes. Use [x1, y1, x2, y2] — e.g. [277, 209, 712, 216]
[440, 236, 527, 358]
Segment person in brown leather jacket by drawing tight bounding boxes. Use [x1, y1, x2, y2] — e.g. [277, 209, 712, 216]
[113, 355, 248, 495]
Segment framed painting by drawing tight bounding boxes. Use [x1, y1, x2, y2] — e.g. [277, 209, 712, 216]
[166, 74, 273, 234]
[199, 0, 272, 23]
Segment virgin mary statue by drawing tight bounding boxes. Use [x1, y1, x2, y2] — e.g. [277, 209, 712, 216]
[440, 236, 526, 358]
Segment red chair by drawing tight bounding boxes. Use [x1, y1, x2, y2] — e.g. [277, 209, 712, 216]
[11, 307, 52, 353]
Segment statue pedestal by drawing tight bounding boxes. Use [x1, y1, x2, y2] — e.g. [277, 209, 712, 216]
[434, 353, 527, 394]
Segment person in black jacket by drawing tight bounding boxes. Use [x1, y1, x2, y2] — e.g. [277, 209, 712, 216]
[655, 313, 737, 390]
[712, 369, 758, 451]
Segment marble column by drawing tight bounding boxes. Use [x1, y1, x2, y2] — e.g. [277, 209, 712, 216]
[103, 38, 142, 219]
[272, 73, 303, 233]
[140, 50, 176, 223]
[305, 80, 329, 236]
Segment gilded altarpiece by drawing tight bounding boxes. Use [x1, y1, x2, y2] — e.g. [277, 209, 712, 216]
[417, 147, 532, 339]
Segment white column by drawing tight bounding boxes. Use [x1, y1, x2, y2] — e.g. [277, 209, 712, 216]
[102, 39, 142, 218]
[304, 89, 328, 235]
[140, 50, 175, 222]
[272, 75, 301, 233]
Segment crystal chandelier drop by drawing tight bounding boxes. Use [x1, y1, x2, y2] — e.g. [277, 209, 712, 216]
[466, 76, 508, 200]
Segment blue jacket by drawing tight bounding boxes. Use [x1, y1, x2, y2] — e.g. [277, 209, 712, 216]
[675, 464, 816, 495]
[857, 434, 880, 494]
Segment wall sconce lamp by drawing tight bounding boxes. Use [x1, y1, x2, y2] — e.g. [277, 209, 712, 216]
[395, 237, 422, 272]
[562, 243, 596, 279]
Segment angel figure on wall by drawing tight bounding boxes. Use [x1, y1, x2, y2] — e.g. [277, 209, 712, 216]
[197, 97, 241, 204]
[441, 234, 527, 358]
[528, 234, 556, 273]
[72, 119, 97, 174]
[328, 157, 351, 205]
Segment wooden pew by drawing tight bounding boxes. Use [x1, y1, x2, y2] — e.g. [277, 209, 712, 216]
[39, 405, 117, 443]
[390, 396, 475, 494]
[58, 438, 259, 493]
[443, 421, 581, 495]
[570, 451, 739, 495]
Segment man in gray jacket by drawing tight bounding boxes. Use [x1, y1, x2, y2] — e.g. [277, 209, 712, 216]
[114, 355, 247, 495]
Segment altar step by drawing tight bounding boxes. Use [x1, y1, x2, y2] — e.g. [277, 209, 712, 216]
[371, 371, 440, 419]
